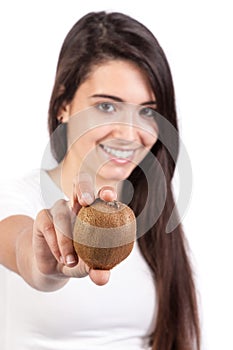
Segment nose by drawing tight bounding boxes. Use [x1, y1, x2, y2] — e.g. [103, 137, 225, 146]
[112, 122, 138, 141]
[112, 108, 139, 141]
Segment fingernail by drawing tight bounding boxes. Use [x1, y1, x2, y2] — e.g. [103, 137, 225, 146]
[81, 192, 94, 205]
[101, 189, 117, 200]
[65, 254, 76, 265]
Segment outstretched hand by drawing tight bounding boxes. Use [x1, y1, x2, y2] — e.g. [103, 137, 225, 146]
[33, 173, 117, 286]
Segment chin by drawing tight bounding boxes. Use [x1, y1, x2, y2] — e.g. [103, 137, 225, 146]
[99, 167, 134, 183]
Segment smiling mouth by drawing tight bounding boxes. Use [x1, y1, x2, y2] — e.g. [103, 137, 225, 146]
[100, 144, 135, 159]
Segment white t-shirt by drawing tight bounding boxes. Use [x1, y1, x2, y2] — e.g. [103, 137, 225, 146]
[0, 170, 156, 350]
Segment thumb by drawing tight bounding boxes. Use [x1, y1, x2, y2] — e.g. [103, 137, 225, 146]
[89, 269, 111, 286]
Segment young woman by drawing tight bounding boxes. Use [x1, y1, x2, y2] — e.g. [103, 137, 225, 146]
[0, 11, 200, 350]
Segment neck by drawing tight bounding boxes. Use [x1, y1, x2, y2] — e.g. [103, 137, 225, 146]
[47, 161, 123, 201]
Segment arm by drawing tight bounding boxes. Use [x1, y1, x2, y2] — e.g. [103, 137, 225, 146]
[0, 185, 116, 292]
[0, 214, 33, 275]
[0, 214, 68, 292]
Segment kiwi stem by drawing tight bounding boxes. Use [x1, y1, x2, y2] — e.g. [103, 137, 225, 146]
[106, 200, 120, 209]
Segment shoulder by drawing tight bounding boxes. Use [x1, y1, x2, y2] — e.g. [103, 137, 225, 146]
[0, 169, 41, 200]
[0, 169, 43, 220]
[0, 168, 66, 220]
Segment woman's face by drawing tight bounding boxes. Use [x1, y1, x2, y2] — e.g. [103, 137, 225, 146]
[62, 60, 158, 189]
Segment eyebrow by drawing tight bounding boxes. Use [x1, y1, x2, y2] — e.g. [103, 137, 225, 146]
[90, 94, 157, 106]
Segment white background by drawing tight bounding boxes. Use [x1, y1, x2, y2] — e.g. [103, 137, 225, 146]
[0, 1, 232, 349]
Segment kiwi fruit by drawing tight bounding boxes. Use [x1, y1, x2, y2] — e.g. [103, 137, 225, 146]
[73, 198, 136, 270]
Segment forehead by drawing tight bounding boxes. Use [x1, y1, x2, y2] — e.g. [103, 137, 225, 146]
[78, 59, 155, 103]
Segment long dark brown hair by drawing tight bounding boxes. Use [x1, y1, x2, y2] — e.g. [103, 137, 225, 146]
[48, 11, 200, 350]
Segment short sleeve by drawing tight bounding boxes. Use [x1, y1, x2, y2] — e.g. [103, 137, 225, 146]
[0, 169, 66, 221]
[0, 170, 43, 221]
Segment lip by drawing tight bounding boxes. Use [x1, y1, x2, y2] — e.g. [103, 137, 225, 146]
[100, 144, 136, 163]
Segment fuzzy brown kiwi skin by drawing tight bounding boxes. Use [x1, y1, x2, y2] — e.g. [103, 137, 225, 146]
[75, 243, 134, 270]
[73, 199, 136, 270]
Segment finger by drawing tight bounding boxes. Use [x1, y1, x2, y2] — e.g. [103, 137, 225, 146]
[58, 257, 90, 278]
[74, 172, 95, 206]
[50, 199, 78, 267]
[33, 210, 61, 274]
[89, 269, 111, 286]
[98, 186, 117, 202]
[76, 173, 95, 205]
[57, 257, 110, 286]
[71, 180, 82, 215]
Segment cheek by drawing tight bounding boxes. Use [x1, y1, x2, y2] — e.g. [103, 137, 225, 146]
[85, 126, 113, 144]
[141, 131, 158, 149]
[70, 136, 94, 158]
[69, 126, 112, 153]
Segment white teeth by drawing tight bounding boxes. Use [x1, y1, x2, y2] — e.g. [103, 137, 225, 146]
[102, 145, 134, 158]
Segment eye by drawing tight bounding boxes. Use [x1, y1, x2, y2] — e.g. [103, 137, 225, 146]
[96, 102, 116, 113]
[139, 107, 157, 118]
